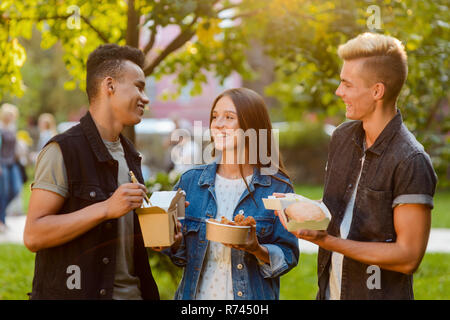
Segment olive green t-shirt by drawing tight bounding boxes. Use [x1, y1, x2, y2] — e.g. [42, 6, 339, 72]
[32, 141, 142, 300]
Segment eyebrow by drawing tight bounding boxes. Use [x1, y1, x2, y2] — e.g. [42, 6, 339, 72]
[212, 110, 237, 114]
[341, 78, 352, 85]
[135, 80, 146, 88]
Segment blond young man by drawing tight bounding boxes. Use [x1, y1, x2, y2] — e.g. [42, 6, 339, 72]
[277, 33, 437, 299]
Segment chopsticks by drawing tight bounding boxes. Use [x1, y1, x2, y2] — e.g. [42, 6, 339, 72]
[129, 171, 151, 205]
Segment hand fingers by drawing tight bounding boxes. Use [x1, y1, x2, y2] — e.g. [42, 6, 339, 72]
[222, 243, 236, 249]
[122, 182, 148, 193]
[275, 210, 288, 229]
[128, 196, 145, 203]
[151, 246, 166, 252]
[174, 233, 183, 241]
[272, 193, 286, 198]
[293, 229, 326, 239]
[185, 201, 190, 208]
[249, 224, 256, 237]
[121, 189, 147, 197]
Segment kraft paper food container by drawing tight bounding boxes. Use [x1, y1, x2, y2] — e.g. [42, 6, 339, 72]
[135, 189, 185, 247]
[206, 220, 251, 245]
[263, 194, 331, 231]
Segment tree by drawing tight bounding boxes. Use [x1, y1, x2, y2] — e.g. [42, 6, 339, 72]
[241, 0, 449, 186]
[0, 0, 253, 141]
[3, 27, 88, 129]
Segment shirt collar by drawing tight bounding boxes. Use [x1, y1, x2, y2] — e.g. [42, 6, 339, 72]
[80, 111, 141, 163]
[352, 109, 403, 156]
[198, 162, 271, 187]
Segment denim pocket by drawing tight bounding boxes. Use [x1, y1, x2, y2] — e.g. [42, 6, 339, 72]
[352, 186, 395, 242]
[254, 217, 274, 240]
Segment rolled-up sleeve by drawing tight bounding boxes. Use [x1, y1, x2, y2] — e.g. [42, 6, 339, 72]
[393, 153, 437, 209]
[258, 244, 289, 278]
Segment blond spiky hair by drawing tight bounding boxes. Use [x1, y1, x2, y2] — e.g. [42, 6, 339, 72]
[338, 32, 408, 103]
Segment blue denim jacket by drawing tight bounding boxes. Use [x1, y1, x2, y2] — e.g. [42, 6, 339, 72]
[164, 162, 299, 300]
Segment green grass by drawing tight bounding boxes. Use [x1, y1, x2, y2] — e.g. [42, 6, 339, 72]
[280, 252, 450, 300]
[0, 244, 35, 300]
[432, 189, 450, 228]
[1, 244, 449, 300]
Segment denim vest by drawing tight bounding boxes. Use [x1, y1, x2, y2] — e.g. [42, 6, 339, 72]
[30, 112, 159, 300]
[318, 111, 437, 300]
[165, 163, 299, 300]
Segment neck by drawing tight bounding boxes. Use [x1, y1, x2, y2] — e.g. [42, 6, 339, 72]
[89, 103, 122, 142]
[217, 163, 253, 179]
[362, 102, 397, 148]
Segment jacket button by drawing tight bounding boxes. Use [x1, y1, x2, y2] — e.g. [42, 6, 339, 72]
[90, 191, 96, 198]
[237, 291, 243, 297]
[238, 209, 244, 215]
[102, 257, 109, 265]
[99, 289, 106, 296]
[237, 264, 243, 270]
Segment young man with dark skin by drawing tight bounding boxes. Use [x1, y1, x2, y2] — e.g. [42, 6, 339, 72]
[24, 44, 159, 300]
[275, 33, 437, 299]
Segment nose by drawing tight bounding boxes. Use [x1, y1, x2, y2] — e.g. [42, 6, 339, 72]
[141, 92, 150, 105]
[335, 83, 343, 98]
[213, 116, 225, 129]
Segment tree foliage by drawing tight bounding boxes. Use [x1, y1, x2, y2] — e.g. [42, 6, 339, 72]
[0, 0, 448, 184]
[241, 0, 449, 186]
[0, 0, 251, 99]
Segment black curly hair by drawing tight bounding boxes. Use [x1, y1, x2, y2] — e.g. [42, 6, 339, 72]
[86, 43, 145, 103]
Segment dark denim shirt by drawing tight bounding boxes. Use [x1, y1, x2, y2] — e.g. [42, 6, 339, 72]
[164, 162, 299, 300]
[318, 110, 437, 300]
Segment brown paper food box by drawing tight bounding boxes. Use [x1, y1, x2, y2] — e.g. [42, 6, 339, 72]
[136, 189, 185, 247]
[206, 220, 250, 245]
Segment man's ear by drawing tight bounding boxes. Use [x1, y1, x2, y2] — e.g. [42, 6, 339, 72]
[372, 82, 385, 101]
[102, 77, 115, 96]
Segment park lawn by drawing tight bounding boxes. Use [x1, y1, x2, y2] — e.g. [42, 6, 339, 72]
[280, 251, 450, 300]
[0, 244, 449, 300]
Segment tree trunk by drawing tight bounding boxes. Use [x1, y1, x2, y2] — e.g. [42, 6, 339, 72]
[123, 0, 139, 144]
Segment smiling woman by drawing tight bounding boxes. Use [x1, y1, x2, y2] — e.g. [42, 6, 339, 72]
[159, 87, 299, 300]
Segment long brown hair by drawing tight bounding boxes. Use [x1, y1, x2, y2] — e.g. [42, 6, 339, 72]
[209, 88, 293, 203]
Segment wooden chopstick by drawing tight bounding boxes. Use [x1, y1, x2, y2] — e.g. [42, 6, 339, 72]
[129, 171, 151, 205]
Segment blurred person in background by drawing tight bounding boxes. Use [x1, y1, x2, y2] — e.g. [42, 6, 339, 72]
[0, 103, 23, 232]
[169, 121, 201, 175]
[6, 130, 33, 217]
[37, 113, 58, 151]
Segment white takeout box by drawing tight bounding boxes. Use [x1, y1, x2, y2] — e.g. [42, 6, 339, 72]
[136, 189, 185, 247]
[263, 194, 331, 231]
